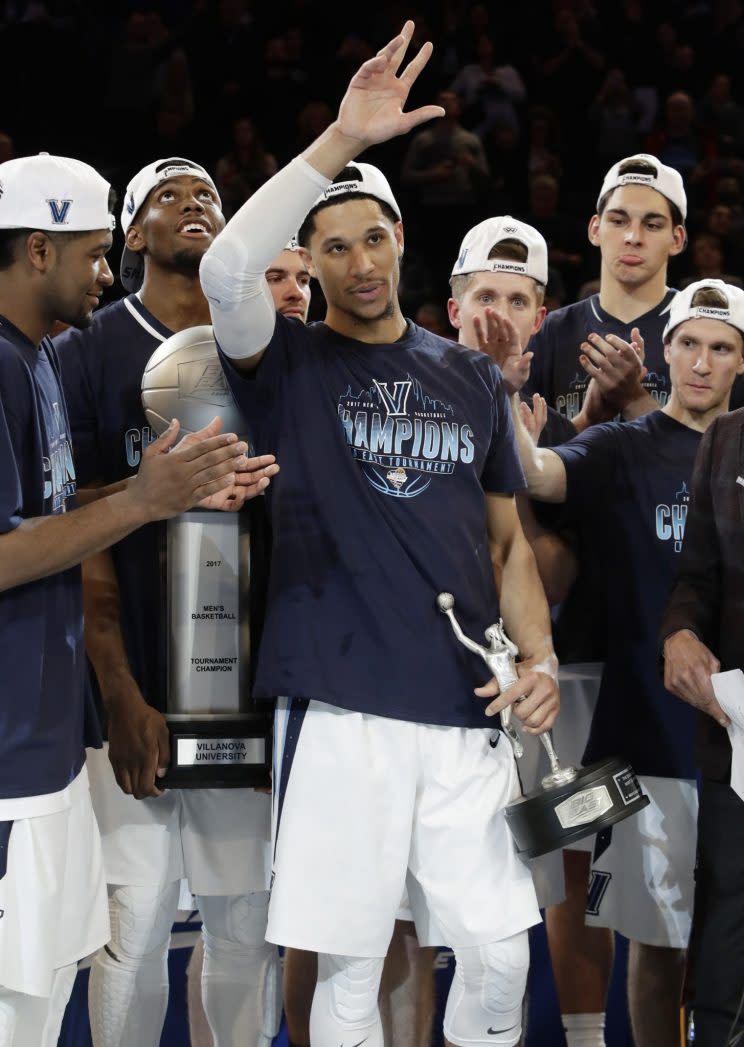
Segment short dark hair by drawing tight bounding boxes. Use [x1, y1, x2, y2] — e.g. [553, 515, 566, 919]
[690, 285, 729, 310]
[0, 187, 118, 271]
[597, 158, 684, 227]
[449, 238, 546, 306]
[297, 166, 399, 246]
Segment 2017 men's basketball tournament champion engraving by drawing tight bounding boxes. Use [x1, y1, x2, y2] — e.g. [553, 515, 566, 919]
[142, 326, 271, 787]
[437, 593, 649, 858]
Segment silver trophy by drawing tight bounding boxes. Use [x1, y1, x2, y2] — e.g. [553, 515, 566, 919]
[437, 593, 649, 858]
[140, 326, 271, 788]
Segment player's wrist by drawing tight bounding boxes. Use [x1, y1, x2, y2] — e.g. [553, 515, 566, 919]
[303, 122, 366, 179]
[530, 651, 559, 681]
[620, 388, 655, 420]
[574, 396, 614, 431]
[102, 676, 148, 713]
[520, 646, 559, 681]
[112, 483, 155, 528]
[663, 628, 700, 653]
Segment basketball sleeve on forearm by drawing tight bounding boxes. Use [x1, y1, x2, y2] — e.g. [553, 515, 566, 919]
[199, 156, 330, 361]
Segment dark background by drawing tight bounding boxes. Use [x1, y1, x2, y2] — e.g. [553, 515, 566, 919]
[4, 0, 744, 325]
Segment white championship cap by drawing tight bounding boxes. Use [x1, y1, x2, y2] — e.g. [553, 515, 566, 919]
[663, 279, 744, 339]
[597, 153, 687, 222]
[0, 153, 114, 232]
[312, 162, 401, 220]
[120, 156, 218, 292]
[451, 216, 548, 285]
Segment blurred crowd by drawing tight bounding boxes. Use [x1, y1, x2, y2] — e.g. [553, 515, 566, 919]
[4, 0, 744, 317]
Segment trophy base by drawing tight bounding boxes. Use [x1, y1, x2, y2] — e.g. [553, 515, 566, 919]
[161, 717, 272, 789]
[505, 755, 649, 859]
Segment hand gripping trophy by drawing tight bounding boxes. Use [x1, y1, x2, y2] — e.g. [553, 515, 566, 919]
[437, 593, 649, 858]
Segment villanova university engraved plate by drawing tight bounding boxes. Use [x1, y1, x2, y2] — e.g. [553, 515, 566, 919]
[142, 328, 271, 788]
[176, 736, 266, 766]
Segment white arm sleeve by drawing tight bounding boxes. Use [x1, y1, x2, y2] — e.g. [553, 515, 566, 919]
[199, 155, 331, 361]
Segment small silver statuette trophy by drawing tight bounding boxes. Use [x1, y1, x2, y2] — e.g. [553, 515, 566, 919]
[437, 593, 649, 859]
[140, 326, 272, 788]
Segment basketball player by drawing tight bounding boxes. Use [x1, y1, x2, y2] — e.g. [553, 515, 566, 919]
[524, 154, 691, 1047]
[56, 158, 282, 1047]
[201, 22, 560, 1047]
[0, 153, 249, 1047]
[512, 278, 744, 1047]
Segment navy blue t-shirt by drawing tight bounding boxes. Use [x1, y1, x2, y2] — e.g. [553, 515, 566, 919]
[56, 295, 171, 713]
[526, 291, 678, 665]
[220, 317, 526, 728]
[526, 290, 676, 421]
[0, 317, 100, 801]
[554, 411, 701, 779]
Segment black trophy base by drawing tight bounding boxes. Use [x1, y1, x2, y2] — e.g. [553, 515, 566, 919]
[161, 718, 272, 789]
[505, 756, 650, 860]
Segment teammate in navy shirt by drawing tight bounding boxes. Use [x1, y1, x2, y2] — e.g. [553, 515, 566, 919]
[527, 153, 688, 423]
[56, 157, 282, 1047]
[512, 279, 744, 1047]
[201, 24, 559, 1047]
[0, 154, 249, 1047]
[521, 153, 690, 1047]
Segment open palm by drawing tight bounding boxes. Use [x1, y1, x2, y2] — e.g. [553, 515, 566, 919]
[337, 21, 444, 146]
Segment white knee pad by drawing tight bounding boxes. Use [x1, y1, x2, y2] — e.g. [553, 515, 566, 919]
[106, 882, 180, 967]
[320, 954, 383, 1026]
[197, 891, 269, 946]
[90, 883, 179, 1047]
[310, 954, 385, 1047]
[444, 933, 529, 1047]
[197, 893, 280, 1047]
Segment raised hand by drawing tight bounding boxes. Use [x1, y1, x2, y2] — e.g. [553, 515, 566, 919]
[473, 308, 533, 394]
[518, 393, 548, 444]
[336, 20, 444, 147]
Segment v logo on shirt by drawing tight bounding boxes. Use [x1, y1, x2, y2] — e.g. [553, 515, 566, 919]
[373, 379, 412, 418]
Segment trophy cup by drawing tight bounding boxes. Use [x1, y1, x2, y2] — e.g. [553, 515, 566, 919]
[140, 325, 271, 788]
[437, 593, 649, 859]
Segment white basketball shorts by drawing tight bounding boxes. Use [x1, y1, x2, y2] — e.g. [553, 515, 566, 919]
[267, 699, 540, 957]
[0, 766, 109, 996]
[584, 775, 697, 948]
[87, 744, 271, 895]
